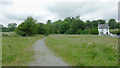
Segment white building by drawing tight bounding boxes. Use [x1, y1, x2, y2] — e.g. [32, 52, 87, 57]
[98, 22, 110, 36]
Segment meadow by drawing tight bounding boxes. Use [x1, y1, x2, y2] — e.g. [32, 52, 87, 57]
[45, 35, 118, 66]
[2, 32, 45, 66]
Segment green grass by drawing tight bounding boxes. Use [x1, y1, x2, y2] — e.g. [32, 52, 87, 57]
[2, 32, 45, 66]
[45, 34, 118, 66]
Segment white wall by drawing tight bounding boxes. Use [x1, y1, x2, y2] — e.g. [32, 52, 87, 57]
[98, 29, 109, 35]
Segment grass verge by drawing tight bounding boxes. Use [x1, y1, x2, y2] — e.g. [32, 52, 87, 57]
[45, 34, 118, 66]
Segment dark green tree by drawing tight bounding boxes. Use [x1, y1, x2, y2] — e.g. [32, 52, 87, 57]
[53, 20, 62, 34]
[69, 18, 85, 34]
[15, 16, 37, 36]
[85, 20, 92, 29]
[36, 22, 46, 34]
[7, 23, 17, 31]
[117, 22, 120, 28]
[98, 19, 106, 24]
[46, 20, 56, 34]
[108, 19, 117, 29]
[91, 20, 98, 27]
[59, 21, 70, 34]
[47, 20, 52, 24]
[8, 23, 17, 28]
[64, 17, 72, 22]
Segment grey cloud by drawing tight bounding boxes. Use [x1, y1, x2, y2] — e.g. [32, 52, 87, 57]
[3, 11, 45, 23]
[44, 2, 86, 18]
[103, 9, 118, 21]
[44, 2, 117, 20]
[0, 1, 118, 26]
[3, 11, 30, 21]
[0, 0, 13, 5]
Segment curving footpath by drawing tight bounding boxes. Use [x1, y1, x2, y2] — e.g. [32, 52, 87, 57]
[29, 38, 68, 66]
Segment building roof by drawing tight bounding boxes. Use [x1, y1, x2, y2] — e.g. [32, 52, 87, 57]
[98, 24, 109, 29]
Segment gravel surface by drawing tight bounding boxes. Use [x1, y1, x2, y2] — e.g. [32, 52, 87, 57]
[29, 38, 68, 66]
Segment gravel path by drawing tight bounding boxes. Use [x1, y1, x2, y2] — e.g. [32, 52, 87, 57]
[29, 38, 68, 66]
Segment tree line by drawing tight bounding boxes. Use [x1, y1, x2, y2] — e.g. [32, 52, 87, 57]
[1, 23, 17, 32]
[1, 16, 119, 36]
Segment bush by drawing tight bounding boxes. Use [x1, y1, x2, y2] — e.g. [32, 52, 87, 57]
[110, 29, 120, 35]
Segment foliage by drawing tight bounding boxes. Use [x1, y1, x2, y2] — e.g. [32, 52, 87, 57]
[91, 20, 98, 27]
[89, 27, 99, 34]
[36, 22, 46, 34]
[85, 20, 92, 29]
[110, 29, 120, 35]
[15, 16, 38, 36]
[58, 21, 70, 34]
[98, 19, 106, 24]
[2, 23, 17, 32]
[46, 20, 52, 24]
[2, 16, 119, 35]
[8, 23, 17, 30]
[108, 19, 117, 29]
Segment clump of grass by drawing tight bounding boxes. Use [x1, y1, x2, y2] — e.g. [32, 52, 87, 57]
[2, 32, 45, 66]
[45, 35, 118, 66]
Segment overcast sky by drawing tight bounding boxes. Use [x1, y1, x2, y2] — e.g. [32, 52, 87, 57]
[0, 0, 119, 26]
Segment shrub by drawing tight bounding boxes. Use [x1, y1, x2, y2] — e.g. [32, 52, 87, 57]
[110, 29, 120, 35]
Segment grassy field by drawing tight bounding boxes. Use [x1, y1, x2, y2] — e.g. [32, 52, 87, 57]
[45, 35, 118, 66]
[2, 32, 45, 66]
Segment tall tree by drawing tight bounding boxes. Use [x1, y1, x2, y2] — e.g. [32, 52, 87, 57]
[53, 20, 62, 34]
[59, 21, 70, 34]
[69, 19, 85, 34]
[98, 19, 106, 24]
[37, 22, 46, 34]
[91, 20, 98, 27]
[46, 20, 56, 34]
[75, 15, 80, 20]
[108, 19, 117, 29]
[47, 20, 52, 24]
[85, 20, 92, 29]
[64, 17, 72, 22]
[7, 23, 17, 31]
[15, 16, 37, 36]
